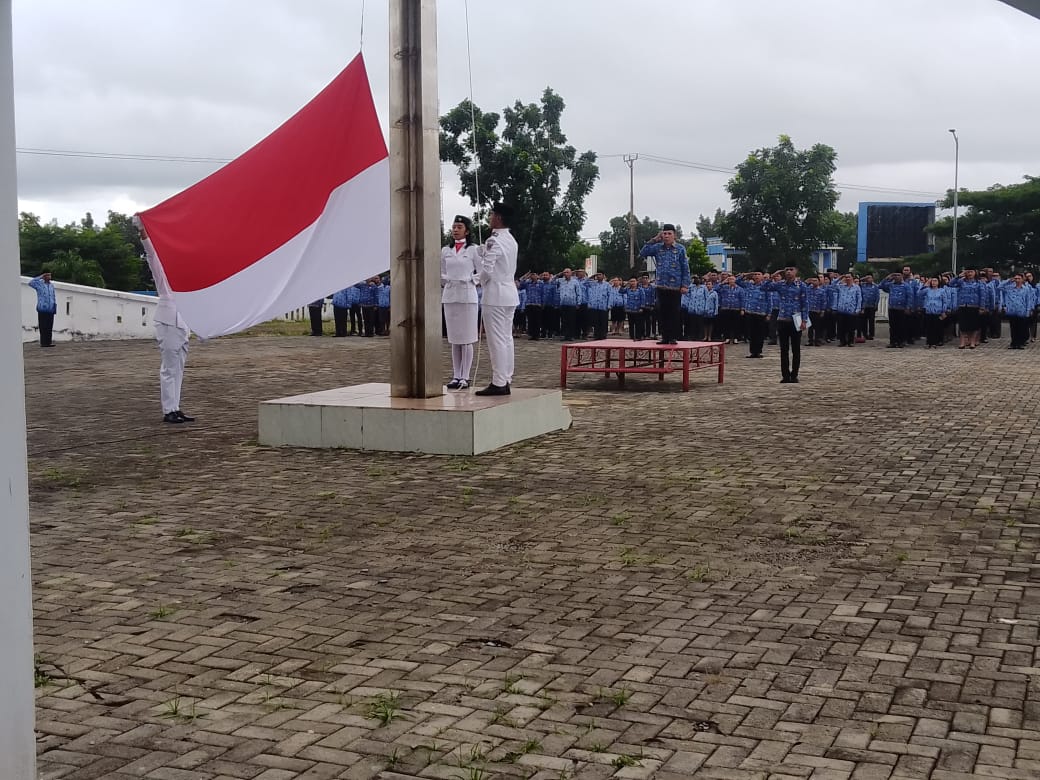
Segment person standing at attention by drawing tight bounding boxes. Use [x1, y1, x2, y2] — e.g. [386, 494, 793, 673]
[475, 203, 519, 396]
[639, 224, 691, 345]
[135, 219, 195, 424]
[440, 215, 481, 389]
[28, 269, 58, 347]
[761, 267, 809, 383]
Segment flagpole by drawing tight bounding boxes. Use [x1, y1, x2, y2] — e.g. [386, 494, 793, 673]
[388, 0, 442, 398]
[0, 0, 38, 775]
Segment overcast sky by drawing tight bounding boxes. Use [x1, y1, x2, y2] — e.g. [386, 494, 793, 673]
[12, 0, 1040, 244]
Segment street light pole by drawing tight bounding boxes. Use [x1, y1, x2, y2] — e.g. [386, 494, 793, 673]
[948, 128, 959, 275]
[623, 154, 637, 269]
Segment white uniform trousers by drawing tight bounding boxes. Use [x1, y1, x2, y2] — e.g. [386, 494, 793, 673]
[481, 304, 516, 387]
[156, 322, 189, 414]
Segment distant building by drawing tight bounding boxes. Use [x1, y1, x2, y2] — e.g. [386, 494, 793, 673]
[811, 246, 844, 273]
[705, 237, 746, 273]
[857, 202, 936, 263]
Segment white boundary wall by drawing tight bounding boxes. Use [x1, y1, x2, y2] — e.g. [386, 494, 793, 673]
[21, 279, 340, 342]
[21, 276, 159, 343]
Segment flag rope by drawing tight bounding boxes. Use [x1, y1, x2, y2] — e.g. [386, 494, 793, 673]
[464, 0, 486, 391]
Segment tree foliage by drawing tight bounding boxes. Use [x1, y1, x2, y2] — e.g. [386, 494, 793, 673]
[722, 134, 841, 273]
[829, 210, 858, 269]
[440, 88, 599, 274]
[19, 211, 145, 291]
[696, 208, 727, 242]
[685, 237, 714, 277]
[925, 176, 1040, 274]
[597, 214, 683, 279]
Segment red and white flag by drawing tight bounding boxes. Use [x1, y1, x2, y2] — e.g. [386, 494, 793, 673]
[138, 54, 388, 339]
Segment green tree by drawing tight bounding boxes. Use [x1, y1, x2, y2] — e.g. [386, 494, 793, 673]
[48, 249, 106, 288]
[827, 210, 858, 268]
[684, 237, 714, 277]
[722, 134, 841, 275]
[440, 89, 599, 274]
[926, 176, 1040, 274]
[597, 214, 682, 278]
[695, 208, 727, 242]
[565, 240, 598, 274]
[19, 211, 143, 290]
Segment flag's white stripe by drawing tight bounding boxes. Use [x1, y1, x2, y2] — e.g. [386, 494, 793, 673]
[165, 158, 390, 340]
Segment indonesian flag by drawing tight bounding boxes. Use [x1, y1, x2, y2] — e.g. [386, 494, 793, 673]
[138, 54, 389, 339]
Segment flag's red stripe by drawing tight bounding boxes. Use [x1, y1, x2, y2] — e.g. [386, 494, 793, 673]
[139, 54, 387, 292]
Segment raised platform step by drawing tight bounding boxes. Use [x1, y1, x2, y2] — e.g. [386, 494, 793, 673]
[258, 382, 571, 455]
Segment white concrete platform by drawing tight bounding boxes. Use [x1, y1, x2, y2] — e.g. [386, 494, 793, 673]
[258, 382, 572, 455]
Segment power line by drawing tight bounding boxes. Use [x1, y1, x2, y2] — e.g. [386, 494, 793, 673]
[16, 147, 231, 164]
[629, 151, 944, 199]
[17, 144, 946, 199]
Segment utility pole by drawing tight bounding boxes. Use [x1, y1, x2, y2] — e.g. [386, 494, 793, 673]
[948, 129, 959, 276]
[623, 154, 638, 269]
[388, 0, 442, 398]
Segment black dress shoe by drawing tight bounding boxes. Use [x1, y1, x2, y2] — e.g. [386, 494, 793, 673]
[474, 383, 510, 396]
[163, 412, 184, 424]
[780, 378, 791, 384]
[175, 410, 195, 422]
[790, 376, 799, 383]
[446, 379, 461, 390]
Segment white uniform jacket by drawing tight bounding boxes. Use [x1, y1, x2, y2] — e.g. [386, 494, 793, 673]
[478, 228, 520, 307]
[440, 243, 481, 304]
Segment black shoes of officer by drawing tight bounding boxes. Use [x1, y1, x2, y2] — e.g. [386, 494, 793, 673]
[163, 411, 195, 424]
[475, 383, 510, 396]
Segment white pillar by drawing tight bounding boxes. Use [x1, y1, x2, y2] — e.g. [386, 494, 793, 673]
[0, 1, 38, 777]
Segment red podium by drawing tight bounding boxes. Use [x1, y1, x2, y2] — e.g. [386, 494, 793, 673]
[560, 339, 726, 392]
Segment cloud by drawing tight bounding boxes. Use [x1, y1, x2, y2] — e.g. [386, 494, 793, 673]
[12, 0, 1040, 243]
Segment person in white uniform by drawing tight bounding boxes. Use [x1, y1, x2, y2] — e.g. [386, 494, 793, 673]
[440, 215, 481, 390]
[475, 203, 519, 396]
[136, 219, 195, 424]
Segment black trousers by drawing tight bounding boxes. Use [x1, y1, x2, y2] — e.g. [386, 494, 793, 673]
[543, 306, 558, 338]
[591, 310, 609, 340]
[767, 309, 779, 343]
[1009, 316, 1029, 347]
[525, 305, 542, 339]
[577, 305, 589, 337]
[777, 319, 802, 380]
[657, 288, 682, 343]
[38, 311, 54, 346]
[1030, 309, 1038, 340]
[719, 309, 741, 341]
[627, 311, 645, 340]
[888, 308, 906, 346]
[926, 313, 945, 346]
[684, 312, 704, 342]
[362, 305, 377, 336]
[808, 312, 825, 345]
[560, 306, 578, 340]
[702, 317, 716, 340]
[378, 307, 390, 335]
[746, 314, 768, 356]
[990, 310, 1003, 339]
[349, 304, 361, 333]
[861, 306, 876, 338]
[333, 305, 349, 336]
[308, 305, 324, 336]
[837, 313, 858, 346]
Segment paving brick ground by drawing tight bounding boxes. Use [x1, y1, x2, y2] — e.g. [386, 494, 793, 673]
[25, 328, 1040, 780]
